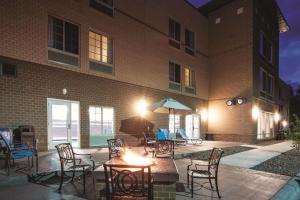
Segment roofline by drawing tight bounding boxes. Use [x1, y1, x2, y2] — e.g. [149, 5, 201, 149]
[275, 1, 290, 33]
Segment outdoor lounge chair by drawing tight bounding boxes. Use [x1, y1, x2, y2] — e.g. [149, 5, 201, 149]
[55, 143, 95, 193]
[0, 128, 37, 175]
[178, 128, 202, 145]
[104, 163, 153, 200]
[187, 148, 224, 198]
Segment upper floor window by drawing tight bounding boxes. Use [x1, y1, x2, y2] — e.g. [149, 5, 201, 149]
[89, 31, 113, 65]
[260, 68, 274, 97]
[184, 67, 195, 88]
[48, 16, 79, 55]
[90, 0, 114, 16]
[259, 31, 273, 64]
[185, 29, 195, 56]
[169, 62, 181, 84]
[169, 18, 181, 49]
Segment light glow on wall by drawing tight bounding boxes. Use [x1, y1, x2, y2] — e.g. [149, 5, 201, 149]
[282, 120, 288, 128]
[200, 109, 208, 122]
[208, 108, 218, 123]
[252, 105, 260, 120]
[135, 99, 148, 117]
[274, 112, 281, 123]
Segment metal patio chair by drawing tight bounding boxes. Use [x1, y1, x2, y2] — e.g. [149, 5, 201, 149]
[55, 143, 95, 193]
[0, 130, 37, 176]
[143, 131, 156, 154]
[154, 139, 174, 159]
[187, 147, 224, 198]
[104, 163, 153, 200]
[107, 138, 125, 159]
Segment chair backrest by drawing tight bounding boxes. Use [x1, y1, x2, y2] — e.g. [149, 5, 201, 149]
[155, 140, 174, 158]
[0, 132, 11, 154]
[177, 128, 189, 140]
[160, 129, 169, 139]
[0, 128, 13, 146]
[55, 143, 75, 169]
[107, 139, 125, 159]
[208, 148, 224, 176]
[103, 163, 152, 199]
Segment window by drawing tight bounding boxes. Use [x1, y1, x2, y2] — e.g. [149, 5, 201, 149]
[48, 16, 79, 55]
[259, 31, 273, 64]
[185, 29, 195, 55]
[185, 115, 200, 139]
[89, 106, 114, 146]
[260, 68, 274, 97]
[89, 31, 113, 65]
[169, 62, 181, 83]
[0, 62, 17, 77]
[90, 0, 114, 16]
[169, 114, 180, 134]
[237, 7, 244, 15]
[215, 17, 221, 24]
[169, 18, 181, 48]
[257, 110, 274, 139]
[184, 67, 195, 88]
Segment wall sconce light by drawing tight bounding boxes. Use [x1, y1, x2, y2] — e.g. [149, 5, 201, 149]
[135, 99, 148, 117]
[252, 105, 260, 120]
[62, 88, 67, 95]
[274, 112, 281, 123]
[282, 120, 288, 128]
[226, 97, 247, 106]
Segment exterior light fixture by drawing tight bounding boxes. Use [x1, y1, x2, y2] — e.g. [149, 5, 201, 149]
[135, 99, 148, 117]
[252, 105, 260, 120]
[282, 120, 288, 128]
[226, 99, 236, 106]
[274, 112, 281, 123]
[62, 88, 67, 95]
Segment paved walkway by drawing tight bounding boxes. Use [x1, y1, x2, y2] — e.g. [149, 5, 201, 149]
[220, 141, 293, 168]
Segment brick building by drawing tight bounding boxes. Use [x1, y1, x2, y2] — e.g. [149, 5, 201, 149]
[0, 0, 290, 151]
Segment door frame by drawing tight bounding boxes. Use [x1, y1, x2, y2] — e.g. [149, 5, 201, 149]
[185, 114, 201, 139]
[47, 98, 81, 150]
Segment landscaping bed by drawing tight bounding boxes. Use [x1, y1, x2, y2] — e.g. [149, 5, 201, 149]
[178, 146, 255, 160]
[251, 149, 300, 177]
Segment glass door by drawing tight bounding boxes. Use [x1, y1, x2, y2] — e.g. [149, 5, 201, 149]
[47, 99, 80, 149]
[185, 115, 200, 139]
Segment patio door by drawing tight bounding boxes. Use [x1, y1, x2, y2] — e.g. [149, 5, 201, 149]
[47, 99, 80, 150]
[185, 115, 200, 139]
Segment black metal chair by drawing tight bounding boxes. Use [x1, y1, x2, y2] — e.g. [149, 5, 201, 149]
[187, 147, 224, 198]
[154, 140, 174, 159]
[0, 129, 37, 175]
[104, 163, 153, 200]
[107, 138, 125, 159]
[55, 143, 95, 193]
[143, 132, 156, 154]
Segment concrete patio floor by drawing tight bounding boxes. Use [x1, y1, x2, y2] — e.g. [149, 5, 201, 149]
[0, 141, 293, 199]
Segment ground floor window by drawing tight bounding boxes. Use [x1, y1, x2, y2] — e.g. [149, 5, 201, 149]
[89, 106, 114, 146]
[169, 114, 180, 134]
[257, 110, 274, 140]
[185, 115, 200, 139]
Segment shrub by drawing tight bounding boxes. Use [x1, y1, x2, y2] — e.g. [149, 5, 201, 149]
[287, 114, 300, 150]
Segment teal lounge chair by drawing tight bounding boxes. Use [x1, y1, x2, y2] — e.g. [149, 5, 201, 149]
[178, 128, 202, 145]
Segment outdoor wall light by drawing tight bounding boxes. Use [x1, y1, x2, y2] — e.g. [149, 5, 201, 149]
[274, 112, 281, 123]
[226, 99, 236, 106]
[135, 99, 148, 117]
[282, 120, 288, 128]
[62, 88, 67, 95]
[236, 97, 247, 105]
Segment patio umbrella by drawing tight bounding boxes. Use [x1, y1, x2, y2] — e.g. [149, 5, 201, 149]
[148, 98, 192, 134]
[119, 116, 154, 139]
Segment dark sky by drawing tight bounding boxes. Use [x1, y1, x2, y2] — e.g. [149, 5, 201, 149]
[188, 0, 300, 90]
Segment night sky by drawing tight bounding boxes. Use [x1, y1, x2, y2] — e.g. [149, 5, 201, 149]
[188, 0, 300, 91]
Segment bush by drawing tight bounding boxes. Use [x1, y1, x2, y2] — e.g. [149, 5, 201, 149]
[287, 114, 300, 150]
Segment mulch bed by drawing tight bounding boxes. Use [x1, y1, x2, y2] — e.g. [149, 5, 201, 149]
[183, 146, 255, 161]
[251, 149, 300, 177]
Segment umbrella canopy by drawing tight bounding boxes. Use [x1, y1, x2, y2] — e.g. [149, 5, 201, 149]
[119, 116, 154, 138]
[148, 98, 192, 114]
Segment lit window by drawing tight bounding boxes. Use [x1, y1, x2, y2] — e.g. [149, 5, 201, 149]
[237, 7, 244, 15]
[89, 31, 113, 64]
[215, 17, 221, 24]
[257, 110, 274, 139]
[169, 114, 180, 134]
[89, 106, 114, 146]
[184, 67, 195, 88]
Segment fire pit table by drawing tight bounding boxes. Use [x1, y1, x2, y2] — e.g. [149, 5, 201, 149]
[94, 157, 179, 199]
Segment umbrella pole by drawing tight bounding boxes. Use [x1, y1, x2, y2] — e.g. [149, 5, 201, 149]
[174, 108, 176, 137]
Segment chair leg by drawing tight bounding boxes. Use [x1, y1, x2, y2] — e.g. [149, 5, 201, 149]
[71, 170, 75, 182]
[58, 171, 64, 192]
[215, 178, 221, 198]
[209, 177, 213, 189]
[83, 170, 86, 194]
[187, 172, 189, 188]
[191, 176, 194, 198]
[7, 157, 10, 176]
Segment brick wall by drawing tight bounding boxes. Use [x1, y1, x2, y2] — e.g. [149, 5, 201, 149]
[0, 57, 207, 151]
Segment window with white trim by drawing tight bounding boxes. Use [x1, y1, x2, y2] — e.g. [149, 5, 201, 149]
[184, 67, 195, 88]
[169, 62, 181, 84]
[89, 106, 114, 146]
[89, 31, 113, 64]
[169, 18, 181, 48]
[169, 114, 180, 134]
[257, 110, 274, 139]
[185, 29, 195, 55]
